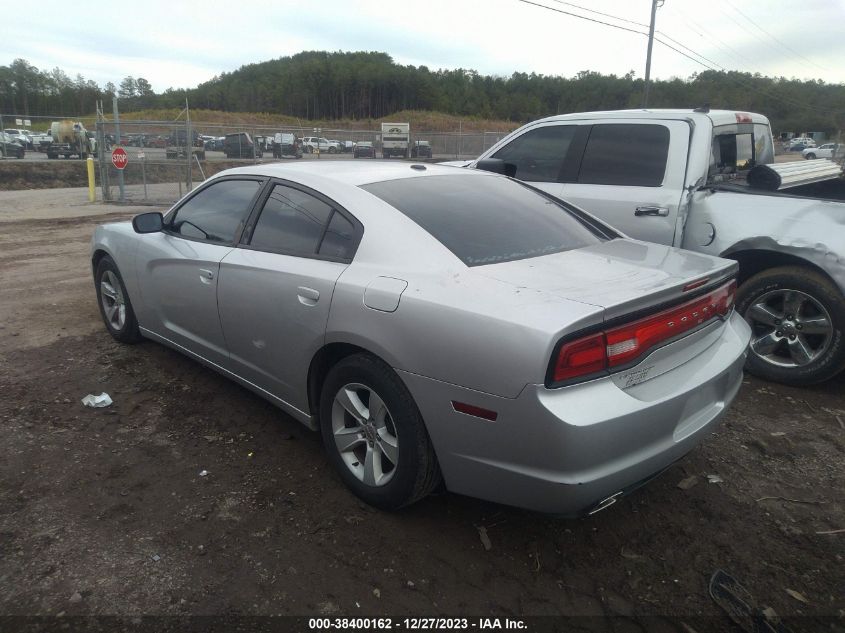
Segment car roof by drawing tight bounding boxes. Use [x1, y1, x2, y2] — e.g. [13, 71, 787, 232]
[217, 160, 492, 187]
[530, 108, 770, 127]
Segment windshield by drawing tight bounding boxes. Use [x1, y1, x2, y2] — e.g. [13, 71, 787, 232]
[361, 175, 602, 267]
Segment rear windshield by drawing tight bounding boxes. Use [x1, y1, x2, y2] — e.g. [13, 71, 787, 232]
[361, 174, 602, 266]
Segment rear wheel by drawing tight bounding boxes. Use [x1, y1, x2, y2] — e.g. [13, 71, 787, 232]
[95, 256, 142, 344]
[320, 354, 442, 510]
[737, 266, 845, 385]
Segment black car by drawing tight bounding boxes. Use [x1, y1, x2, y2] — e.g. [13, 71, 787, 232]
[224, 132, 263, 158]
[0, 133, 25, 158]
[353, 141, 376, 158]
[410, 140, 432, 158]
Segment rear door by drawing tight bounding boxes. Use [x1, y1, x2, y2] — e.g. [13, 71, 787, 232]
[134, 177, 264, 366]
[560, 120, 690, 246]
[217, 181, 361, 411]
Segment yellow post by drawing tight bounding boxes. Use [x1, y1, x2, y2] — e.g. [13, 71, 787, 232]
[86, 157, 96, 202]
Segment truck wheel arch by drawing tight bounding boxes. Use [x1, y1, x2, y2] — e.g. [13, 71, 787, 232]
[726, 248, 841, 292]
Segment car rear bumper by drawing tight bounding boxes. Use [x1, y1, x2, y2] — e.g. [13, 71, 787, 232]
[398, 310, 750, 515]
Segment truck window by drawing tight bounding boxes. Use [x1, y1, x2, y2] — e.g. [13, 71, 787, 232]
[578, 124, 670, 187]
[491, 125, 575, 182]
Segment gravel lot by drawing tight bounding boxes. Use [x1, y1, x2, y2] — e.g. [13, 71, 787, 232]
[0, 186, 843, 630]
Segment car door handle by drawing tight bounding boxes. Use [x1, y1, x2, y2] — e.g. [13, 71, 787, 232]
[634, 205, 669, 217]
[198, 268, 215, 283]
[297, 286, 320, 306]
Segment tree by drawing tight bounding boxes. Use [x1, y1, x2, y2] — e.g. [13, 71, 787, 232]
[135, 77, 154, 97]
[118, 76, 137, 98]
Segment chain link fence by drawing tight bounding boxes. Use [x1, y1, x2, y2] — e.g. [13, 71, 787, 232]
[2, 108, 514, 205]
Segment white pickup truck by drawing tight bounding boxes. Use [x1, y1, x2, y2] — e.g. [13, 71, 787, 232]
[455, 108, 845, 386]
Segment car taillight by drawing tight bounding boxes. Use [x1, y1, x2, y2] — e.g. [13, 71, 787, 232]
[551, 279, 736, 385]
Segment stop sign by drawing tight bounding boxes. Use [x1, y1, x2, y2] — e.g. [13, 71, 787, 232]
[111, 147, 128, 170]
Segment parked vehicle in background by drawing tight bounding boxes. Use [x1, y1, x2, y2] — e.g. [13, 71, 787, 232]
[4, 128, 33, 149]
[410, 140, 432, 158]
[224, 132, 262, 158]
[301, 137, 342, 154]
[380, 122, 410, 158]
[29, 130, 51, 150]
[788, 137, 816, 151]
[461, 108, 845, 386]
[47, 120, 93, 159]
[167, 129, 206, 160]
[271, 132, 302, 158]
[353, 141, 376, 158]
[91, 161, 749, 514]
[339, 140, 355, 153]
[803, 143, 839, 160]
[0, 132, 25, 158]
[147, 136, 167, 149]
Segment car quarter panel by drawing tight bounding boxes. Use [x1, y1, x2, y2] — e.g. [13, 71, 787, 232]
[326, 262, 604, 399]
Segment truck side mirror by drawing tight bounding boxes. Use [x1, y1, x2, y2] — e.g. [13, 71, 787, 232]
[476, 158, 517, 178]
[132, 212, 163, 234]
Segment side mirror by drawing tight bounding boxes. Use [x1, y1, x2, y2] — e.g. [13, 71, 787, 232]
[132, 212, 163, 234]
[476, 158, 517, 178]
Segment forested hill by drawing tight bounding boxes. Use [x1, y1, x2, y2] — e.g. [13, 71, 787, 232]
[3, 51, 844, 133]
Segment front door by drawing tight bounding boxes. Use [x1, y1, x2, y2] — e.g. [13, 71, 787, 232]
[134, 177, 264, 365]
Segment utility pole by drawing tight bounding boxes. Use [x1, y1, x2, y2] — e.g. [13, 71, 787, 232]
[643, 0, 663, 108]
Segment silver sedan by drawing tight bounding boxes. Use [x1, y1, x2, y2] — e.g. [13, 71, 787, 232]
[91, 162, 751, 514]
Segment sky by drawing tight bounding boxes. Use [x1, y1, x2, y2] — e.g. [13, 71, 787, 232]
[4, 0, 844, 91]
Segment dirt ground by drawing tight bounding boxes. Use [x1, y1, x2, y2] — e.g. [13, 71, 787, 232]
[0, 187, 843, 631]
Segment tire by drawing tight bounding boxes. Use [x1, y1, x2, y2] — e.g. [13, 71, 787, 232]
[806, 153, 816, 160]
[320, 353, 442, 510]
[18, 149, 25, 159]
[328, 147, 336, 154]
[95, 256, 143, 344]
[737, 266, 845, 385]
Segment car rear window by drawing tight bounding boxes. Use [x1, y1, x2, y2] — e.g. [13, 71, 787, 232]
[361, 174, 602, 267]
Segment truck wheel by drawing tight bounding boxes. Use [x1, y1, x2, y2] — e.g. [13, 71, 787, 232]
[737, 266, 845, 385]
[805, 153, 816, 160]
[320, 353, 442, 510]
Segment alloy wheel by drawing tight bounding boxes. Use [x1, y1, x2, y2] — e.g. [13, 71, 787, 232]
[746, 288, 833, 368]
[100, 270, 127, 331]
[331, 382, 399, 487]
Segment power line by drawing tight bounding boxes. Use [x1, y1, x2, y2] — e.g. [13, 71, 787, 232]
[728, 2, 829, 72]
[515, 0, 647, 38]
[514, 0, 842, 116]
[546, 0, 649, 29]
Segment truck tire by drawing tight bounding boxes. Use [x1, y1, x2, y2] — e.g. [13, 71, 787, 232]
[805, 153, 816, 160]
[737, 266, 845, 385]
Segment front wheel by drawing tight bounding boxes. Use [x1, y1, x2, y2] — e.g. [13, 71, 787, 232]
[805, 153, 816, 160]
[95, 256, 143, 344]
[320, 354, 442, 510]
[737, 266, 845, 385]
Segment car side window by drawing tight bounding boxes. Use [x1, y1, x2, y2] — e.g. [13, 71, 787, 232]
[249, 184, 334, 256]
[578, 124, 669, 187]
[318, 211, 355, 259]
[168, 179, 261, 244]
[491, 125, 575, 182]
